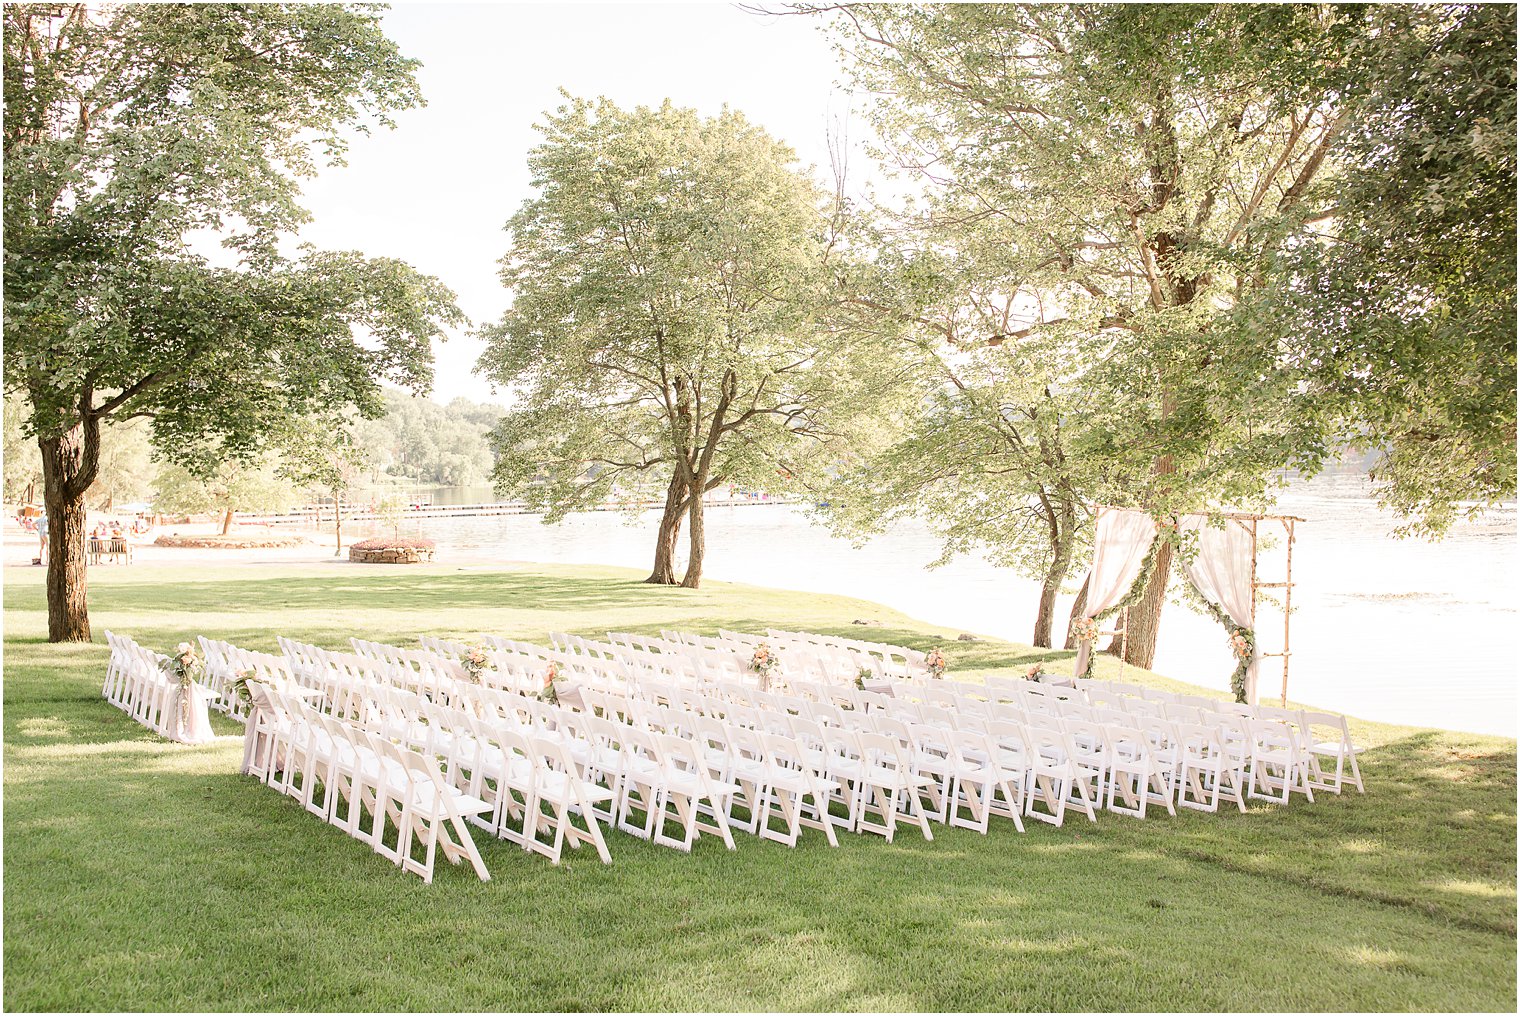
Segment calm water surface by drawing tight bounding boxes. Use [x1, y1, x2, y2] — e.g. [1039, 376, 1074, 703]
[352, 474, 1517, 736]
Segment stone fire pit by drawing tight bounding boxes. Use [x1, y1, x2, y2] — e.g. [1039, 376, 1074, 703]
[348, 537, 436, 564]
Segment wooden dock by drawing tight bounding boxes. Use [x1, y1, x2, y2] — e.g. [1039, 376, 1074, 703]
[247, 495, 793, 525]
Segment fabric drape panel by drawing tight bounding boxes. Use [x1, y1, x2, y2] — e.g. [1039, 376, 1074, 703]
[163, 684, 215, 744]
[1179, 517, 1259, 702]
[1072, 509, 1158, 677]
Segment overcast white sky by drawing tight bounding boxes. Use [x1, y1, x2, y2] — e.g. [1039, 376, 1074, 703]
[291, 2, 870, 405]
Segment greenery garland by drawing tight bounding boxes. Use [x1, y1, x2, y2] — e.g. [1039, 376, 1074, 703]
[1198, 599, 1256, 703]
[1074, 528, 1166, 679]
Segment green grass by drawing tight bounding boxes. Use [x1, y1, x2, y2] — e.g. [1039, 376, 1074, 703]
[3, 561, 1515, 1011]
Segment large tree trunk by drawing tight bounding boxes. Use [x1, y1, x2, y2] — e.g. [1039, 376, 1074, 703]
[1108, 540, 1174, 669]
[680, 484, 706, 589]
[220, 507, 234, 535]
[646, 473, 687, 585]
[1031, 500, 1077, 648]
[1063, 573, 1091, 649]
[333, 495, 343, 556]
[39, 421, 99, 643]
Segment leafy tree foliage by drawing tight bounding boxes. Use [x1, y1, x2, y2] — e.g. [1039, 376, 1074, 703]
[1251, 3, 1517, 536]
[3, 4, 463, 640]
[808, 3, 1378, 665]
[152, 459, 296, 534]
[5, 392, 154, 509]
[478, 95, 908, 587]
[353, 388, 503, 486]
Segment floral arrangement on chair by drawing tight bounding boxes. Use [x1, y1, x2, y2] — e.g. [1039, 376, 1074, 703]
[539, 661, 560, 703]
[227, 668, 255, 708]
[925, 647, 946, 679]
[461, 645, 491, 684]
[159, 642, 203, 689]
[750, 643, 778, 690]
[855, 665, 873, 691]
[1025, 663, 1045, 681]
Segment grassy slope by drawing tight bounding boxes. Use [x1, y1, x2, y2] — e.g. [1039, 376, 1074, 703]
[3, 561, 1514, 1012]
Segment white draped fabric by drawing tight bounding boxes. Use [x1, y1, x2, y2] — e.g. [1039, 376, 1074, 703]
[1179, 516, 1260, 703]
[163, 683, 216, 744]
[1072, 508, 1158, 678]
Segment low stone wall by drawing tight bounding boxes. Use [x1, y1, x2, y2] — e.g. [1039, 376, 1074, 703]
[348, 545, 434, 564]
[155, 533, 307, 549]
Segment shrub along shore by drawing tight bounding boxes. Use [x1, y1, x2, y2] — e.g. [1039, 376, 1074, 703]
[3, 560, 1514, 1011]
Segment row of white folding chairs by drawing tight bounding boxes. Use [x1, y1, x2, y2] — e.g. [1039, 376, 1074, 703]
[102, 631, 178, 733]
[336, 672, 954, 847]
[763, 627, 929, 677]
[482, 636, 632, 690]
[594, 679, 1125, 830]
[590, 677, 1114, 828]
[591, 653, 1324, 807]
[1016, 693, 1330, 803]
[199, 637, 297, 722]
[609, 667, 1324, 817]
[245, 683, 495, 882]
[403, 636, 597, 699]
[344, 661, 1198, 839]
[298, 675, 618, 865]
[316, 673, 765, 858]
[1062, 687, 1361, 796]
[604, 631, 858, 689]
[254, 669, 587, 861]
[710, 629, 863, 683]
[757, 630, 890, 679]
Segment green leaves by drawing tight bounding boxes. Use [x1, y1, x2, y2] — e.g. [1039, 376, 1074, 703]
[1241, 3, 1517, 536]
[478, 95, 902, 515]
[3, 4, 462, 456]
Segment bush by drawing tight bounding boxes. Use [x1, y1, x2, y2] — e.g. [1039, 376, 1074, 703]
[349, 536, 435, 551]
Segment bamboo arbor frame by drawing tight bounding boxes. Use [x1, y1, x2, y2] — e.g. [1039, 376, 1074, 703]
[1094, 507, 1303, 705]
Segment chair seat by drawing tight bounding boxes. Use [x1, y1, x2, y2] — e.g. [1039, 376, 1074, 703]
[859, 764, 931, 788]
[534, 770, 615, 805]
[1312, 741, 1363, 754]
[728, 757, 769, 783]
[406, 781, 494, 816]
[666, 769, 739, 798]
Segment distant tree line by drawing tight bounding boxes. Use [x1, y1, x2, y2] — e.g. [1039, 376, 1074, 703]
[5, 388, 503, 510]
[352, 389, 503, 487]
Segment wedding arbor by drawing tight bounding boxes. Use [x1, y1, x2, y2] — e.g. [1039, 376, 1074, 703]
[1072, 507, 1302, 705]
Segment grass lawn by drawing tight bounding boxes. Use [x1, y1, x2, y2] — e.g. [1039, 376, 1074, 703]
[3, 560, 1515, 1011]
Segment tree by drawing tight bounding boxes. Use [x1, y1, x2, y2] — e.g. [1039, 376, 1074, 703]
[278, 416, 370, 554]
[351, 388, 502, 487]
[6, 391, 154, 508]
[4, 4, 464, 641]
[1250, 3, 1517, 536]
[477, 95, 904, 587]
[4, 393, 42, 502]
[813, 246, 1107, 646]
[812, 3, 1367, 666]
[152, 459, 296, 534]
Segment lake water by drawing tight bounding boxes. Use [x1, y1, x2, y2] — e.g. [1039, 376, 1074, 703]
[347, 474, 1517, 736]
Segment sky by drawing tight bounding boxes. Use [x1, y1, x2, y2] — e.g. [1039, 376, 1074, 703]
[290, 2, 870, 406]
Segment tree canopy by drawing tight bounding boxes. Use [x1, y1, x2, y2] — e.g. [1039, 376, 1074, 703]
[3, 3, 463, 640]
[478, 95, 909, 586]
[1248, 2, 1517, 536]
